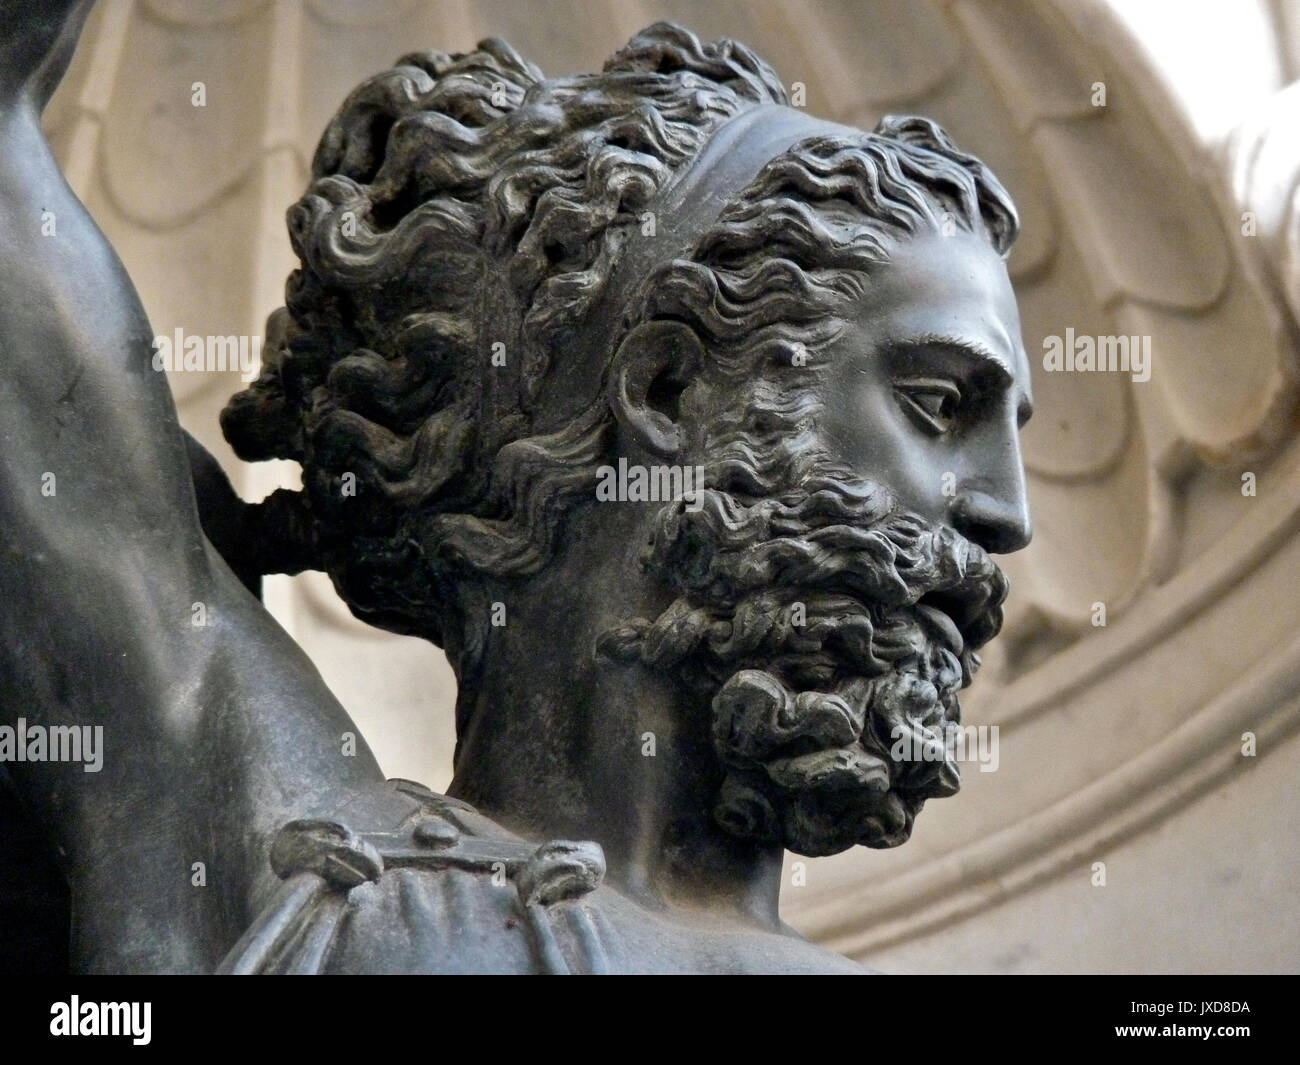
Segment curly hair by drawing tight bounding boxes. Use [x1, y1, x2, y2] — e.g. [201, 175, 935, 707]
[221, 21, 1017, 683]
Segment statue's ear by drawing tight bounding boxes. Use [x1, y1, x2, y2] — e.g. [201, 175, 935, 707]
[608, 320, 704, 458]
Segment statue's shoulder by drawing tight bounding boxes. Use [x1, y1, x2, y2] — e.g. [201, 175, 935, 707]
[219, 779, 612, 974]
[218, 779, 867, 975]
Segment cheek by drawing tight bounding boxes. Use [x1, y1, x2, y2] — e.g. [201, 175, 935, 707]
[820, 371, 911, 471]
[816, 373, 951, 520]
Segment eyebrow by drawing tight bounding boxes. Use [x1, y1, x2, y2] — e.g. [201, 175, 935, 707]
[895, 332, 1014, 384]
[886, 331, 1035, 425]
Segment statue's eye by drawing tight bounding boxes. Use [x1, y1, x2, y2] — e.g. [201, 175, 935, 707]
[897, 378, 963, 435]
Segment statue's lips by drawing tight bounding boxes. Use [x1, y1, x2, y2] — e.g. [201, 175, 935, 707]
[915, 599, 965, 657]
[914, 584, 1000, 658]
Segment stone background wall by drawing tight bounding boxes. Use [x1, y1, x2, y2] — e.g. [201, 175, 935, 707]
[47, 0, 1300, 973]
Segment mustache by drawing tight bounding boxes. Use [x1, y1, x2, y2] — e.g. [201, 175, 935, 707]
[598, 477, 1009, 682]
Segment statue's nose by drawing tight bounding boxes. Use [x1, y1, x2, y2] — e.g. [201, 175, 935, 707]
[950, 486, 1032, 554]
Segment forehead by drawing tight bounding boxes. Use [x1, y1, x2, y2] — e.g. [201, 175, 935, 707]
[844, 230, 1032, 400]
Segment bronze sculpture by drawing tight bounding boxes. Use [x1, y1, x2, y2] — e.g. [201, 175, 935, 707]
[0, 1, 1031, 972]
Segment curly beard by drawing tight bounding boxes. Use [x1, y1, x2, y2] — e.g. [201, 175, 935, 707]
[597, 469, 1008, 857]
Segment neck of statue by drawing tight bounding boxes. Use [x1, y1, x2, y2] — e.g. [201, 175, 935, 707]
[443, 503, 787, 929]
